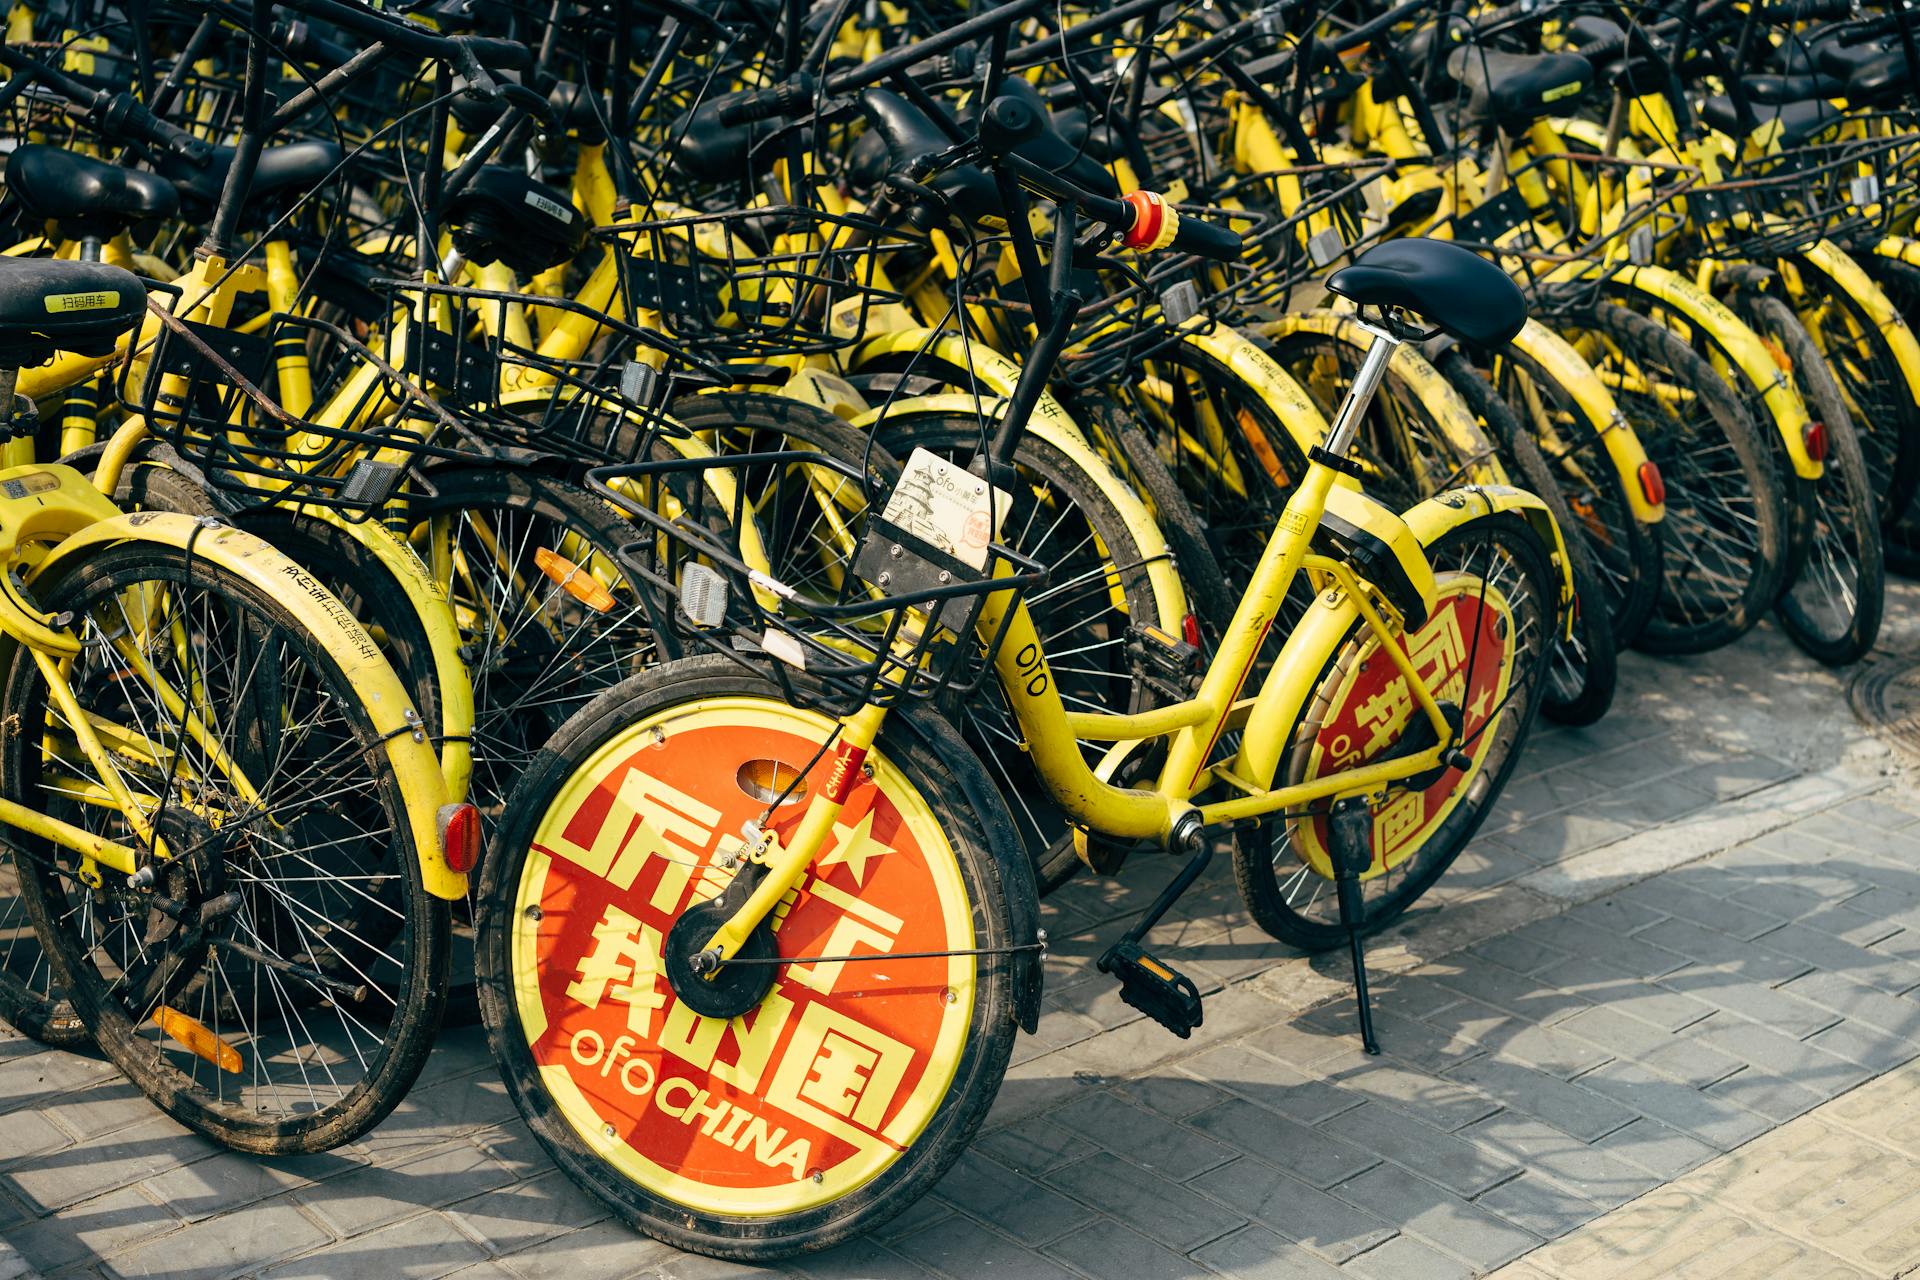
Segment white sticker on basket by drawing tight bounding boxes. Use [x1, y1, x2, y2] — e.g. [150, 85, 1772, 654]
[881, 448, 1012, 571]
[524, 189, 572, 224]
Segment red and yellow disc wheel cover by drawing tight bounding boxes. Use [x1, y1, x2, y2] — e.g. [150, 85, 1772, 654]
[509, 698, 976, 1216]
[1292, 575, 1517, 879]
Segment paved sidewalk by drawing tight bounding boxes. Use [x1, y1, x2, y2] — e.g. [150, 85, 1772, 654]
[4, 599, 1919, 1280]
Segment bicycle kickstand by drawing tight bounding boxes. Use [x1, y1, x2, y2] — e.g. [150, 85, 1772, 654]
[1329, 796, 1381, 1055]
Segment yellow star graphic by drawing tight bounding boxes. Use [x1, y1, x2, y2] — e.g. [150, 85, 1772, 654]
[817, 809, 897, 886]
[1469, 686, 1494, 722]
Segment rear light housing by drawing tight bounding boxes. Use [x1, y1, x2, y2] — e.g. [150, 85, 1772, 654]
[439, 803, 483, 875]
[1638, 461, 1666, 508]
[1804, 420, 1829, 464]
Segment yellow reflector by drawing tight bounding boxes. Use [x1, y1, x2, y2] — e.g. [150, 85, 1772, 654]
[535, 547, 615, 613]
[154, 1006, 244, 1074]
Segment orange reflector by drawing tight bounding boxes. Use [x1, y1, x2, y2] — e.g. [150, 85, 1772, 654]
[154, 1006, 243, 1073]
[535, 547, 615, 613]
[438, 802, 482, 874]
[1804, 420, 1829, 464]
[1761, 336, 1793, 375]
[1638, 461, 1666, 508]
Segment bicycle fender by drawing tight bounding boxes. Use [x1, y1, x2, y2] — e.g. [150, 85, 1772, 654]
[1257, 312, 1510, 486]
[1507, 320, 1665, 525]
[1176, 320, 1339, 464]
[879, 698, 1045, 1034]
[1797, 241, 1920, 420]
[290, 504, 477, 802]
[845, 327, 1091, 446]
[1319, 485, 1438, 628]
[850, 395, 1191, 631]
[1608, 264, 1821, 480]
[36, 512, 466, 900]
[1404, 485, 1577, 636]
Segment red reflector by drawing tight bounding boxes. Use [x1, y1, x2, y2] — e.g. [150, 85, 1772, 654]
[1182, 612, 1202, 649]
[1638, 461, 1666, 508]
[438, 803, 482, 875]
[1804, 420, 1829, 464]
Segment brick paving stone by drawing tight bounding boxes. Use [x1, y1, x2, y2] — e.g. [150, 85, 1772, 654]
[0, 1108, 75, 1169]
[1702, 1066, 1830, 1123]
[1806, 1018, 1920, 1074]
[1189, 1225, 1345, 1279]
[262, 1210, 487, 1280]
[1510, 1189, 1862, 1279]
[98, 1200, 331, 1280]
[36, 1083, 168, 1145]
[1317, 1104, 1518, 1199]
[1341, 1232, 1474, 1280]
[1185, 1099, 1378, 1188]
[1585, 1118, 1716, 1181]
[1043, 1153, 1245, 1252]
[1608, 878, 1783, 941]
[5, 1186, 179, 1276]
[1571, 1060, 1771, 1149]
[1440, 1057, 1636, 1143]
[893, 1212, 1082, 1280]
[1049, 1092, 1237, 1181]
[5, 1116, 219, 1216]
[1187, 1158, 1393, 1263]
[1314, 1052, 1504, 1131]
[1111, 1073, 1235, 1121]
[1502, 918, 1690, 983]
[784, 1238, 938, 1280]
[1467, 933, 1568, 978]
[1628, 915, 1813, 984]
[1430, 957, 1591, 1027]
[1468, 1171, 1602, 1241]
[1331, 1161, 1537, 1270]
[1457, 1115, 1655, 1207]
[1754, 923, 1920, 993]
[930, 1150, 1094, 1246]
[1532, 958, 1717, 1034]
[1178, 1044, 1362, 1126]
[496, 1217, 678, 1280]
[444, 1171, 607, 1257]
[1654, 971, 1841, 1040]
[1684, 1016, 1871, 1095]
[1040, 1220, 1204, 1280]
[1553, 1007, 1740, 1089]
[973, 1120, 1099, 1178]
[293, 1142, 517, 1239]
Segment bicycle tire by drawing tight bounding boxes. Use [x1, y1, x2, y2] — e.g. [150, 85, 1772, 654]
[1435, 349, 1618, 725]
[1738, 292, 1885, 665]
[475, 654, 1019, 1260]
[5, 539, 448, 1152]
[1556, 303, 1789, 653]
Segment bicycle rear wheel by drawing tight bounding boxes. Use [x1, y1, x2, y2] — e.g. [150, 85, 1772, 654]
[5, 539, 448, 1151]
[1233, 511, 1558, 949]
[1556, 304, 1788, 653]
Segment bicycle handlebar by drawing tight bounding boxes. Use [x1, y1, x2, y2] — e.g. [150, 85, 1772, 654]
[0, 48, 213, 162]
[715, 76, 818, 126]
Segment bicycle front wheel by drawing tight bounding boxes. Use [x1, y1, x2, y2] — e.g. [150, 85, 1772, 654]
[476, 655, 1020, 1260]
[4, 538, 449, 1152]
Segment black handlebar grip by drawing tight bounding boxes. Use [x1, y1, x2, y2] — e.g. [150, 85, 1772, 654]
[498, 81, 557, 128]
[1170, 212, 1244, 263]
[714, 76, 819, 126]
[278, 19, 356, 67]
[99, 94, 213, 164]
[460, 36, 534, 70]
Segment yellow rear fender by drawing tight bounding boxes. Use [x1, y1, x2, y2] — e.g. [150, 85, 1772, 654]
[1508, 319, 1665, 523]
[1318, 485, 1439, 627]
[295, 506, 476, 801]
[1404, 483, 1576, 634]
[34, 511, 464, 899]
[844, 326, 1089, 445]
[848, 394, 1189, 630]
[1611, 264, 1820, 478]
[1258, 312, 1508, 485]
[1177, 320, 1337, 462]
[1798, 241, 1920, 419]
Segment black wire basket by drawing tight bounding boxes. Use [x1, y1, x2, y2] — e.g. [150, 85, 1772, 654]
[118, 274, 697, 515]
[1437, 151, 1702, 307]
[1215, 153, 1398, 311]
[605, 204, 921, 359]
[585, 448, 1049, 715]
[1692, 131, 1918, 259]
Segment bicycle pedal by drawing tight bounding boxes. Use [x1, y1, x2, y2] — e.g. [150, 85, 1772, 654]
[1098, 941, 1203, 1038]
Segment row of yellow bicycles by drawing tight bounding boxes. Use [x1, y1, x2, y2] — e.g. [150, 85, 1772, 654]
[2, 0, 1917, 1259]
